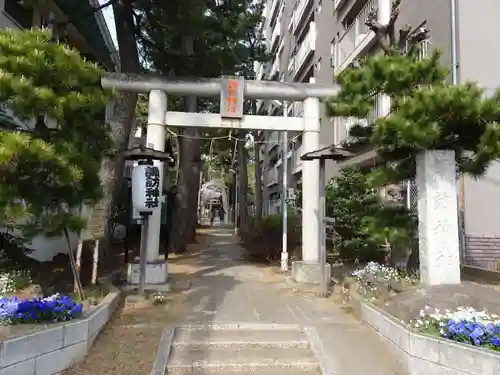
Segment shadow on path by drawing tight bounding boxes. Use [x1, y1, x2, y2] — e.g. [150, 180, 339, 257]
[166, 228, 405, 375]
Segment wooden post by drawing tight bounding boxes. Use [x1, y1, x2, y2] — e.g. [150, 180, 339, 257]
[91, 240, 100, 285]
[74, 239, 83, 293]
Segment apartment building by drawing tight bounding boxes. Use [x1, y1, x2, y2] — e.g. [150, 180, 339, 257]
[256, 0, 327, 214]
[257, 0, 500, 268]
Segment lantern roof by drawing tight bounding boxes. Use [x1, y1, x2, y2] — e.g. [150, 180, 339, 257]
[115, 145, 174, 162]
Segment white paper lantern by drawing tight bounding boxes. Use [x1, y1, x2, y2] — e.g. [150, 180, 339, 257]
[131, 164, 161, 214]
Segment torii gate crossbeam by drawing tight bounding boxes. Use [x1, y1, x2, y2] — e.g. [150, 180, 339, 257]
[165, 112, 304, 131]
[102, 73, 339, 286]
[102, 73, 338, 100]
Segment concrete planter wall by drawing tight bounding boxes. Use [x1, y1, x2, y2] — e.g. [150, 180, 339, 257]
[351, 293, 500, 375]
[0, 288, 122, 375]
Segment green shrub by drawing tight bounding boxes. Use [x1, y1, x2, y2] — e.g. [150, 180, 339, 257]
[326, 167, 416, 263]
[240, 212, 301, 263]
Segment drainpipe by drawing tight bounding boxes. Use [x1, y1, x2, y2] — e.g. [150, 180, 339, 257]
[450, 0, 458, 84]
[450, 0, 465, 263]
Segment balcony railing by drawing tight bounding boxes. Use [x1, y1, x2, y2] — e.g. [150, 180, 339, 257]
[292, 0, 313, 34]
[292, 22, 316, 77]
[337, 0, 376, 67]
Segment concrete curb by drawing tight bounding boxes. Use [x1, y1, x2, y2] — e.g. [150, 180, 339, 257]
[349, 291, 500, 375]
[0, 286, 123, 375]
[303, 325, 338, 375]
[150, 327, 175, 375]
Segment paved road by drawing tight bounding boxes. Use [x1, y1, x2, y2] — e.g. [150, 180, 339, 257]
[169, 228, 402, 375]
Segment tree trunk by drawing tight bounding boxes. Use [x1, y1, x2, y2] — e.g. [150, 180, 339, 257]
[253, 136, 262, 223]
[185, 95, 201, 243]
[100, 0, 139, 260]
[237, 131, 249, 230]
[252, 99, 262, 223]
[167, 36, 201, 253]
[187, 161, 201, 242]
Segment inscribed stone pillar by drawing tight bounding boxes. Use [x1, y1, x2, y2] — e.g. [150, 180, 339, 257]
[416, 150, 461, 285]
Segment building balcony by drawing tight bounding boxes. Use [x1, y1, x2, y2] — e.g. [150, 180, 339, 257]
[292, 22, 316, 78]
[293, 102, 304, 117]
[287, 58, 294, 76]
[267, 131, 280, 152]
[259, 142, 266, 159]
[270, 17, 281, 52]
[333, 0, 345, 11]
[292, 144, 304, 174]
[267, 0, 281, 27]
[337, 93, 386, 145]
[256, 62, 265, 80]
[269, 57, 280, 79]
[336, 0, 377, 73]
[256, 99, 266, 114]
[292, 0, 313, 34]
[267, 166, 279, 187]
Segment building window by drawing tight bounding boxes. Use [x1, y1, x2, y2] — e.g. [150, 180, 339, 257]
[316, 57, 322, 72]
[4, 0, 34, 29]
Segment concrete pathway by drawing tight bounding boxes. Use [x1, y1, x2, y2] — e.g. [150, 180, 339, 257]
[163, 228, 402, 375]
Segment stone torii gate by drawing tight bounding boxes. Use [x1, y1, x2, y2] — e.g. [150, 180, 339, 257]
[102, 73, 337, 285]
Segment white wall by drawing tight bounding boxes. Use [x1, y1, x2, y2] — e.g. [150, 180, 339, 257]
[464, 161, 500, 237]
[0, 229, 79, 262]
[25, 232, 79, 262]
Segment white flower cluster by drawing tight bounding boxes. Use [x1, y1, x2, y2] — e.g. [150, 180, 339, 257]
[352, 261, 400, 282]
[410, 305, 500, 331]
[152, 292, 166, 305]
[42, 293, 60, 302]
[0, 270, 32, 294]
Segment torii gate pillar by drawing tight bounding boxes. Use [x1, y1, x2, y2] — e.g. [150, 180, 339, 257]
[291, 96, 331, 285]
[127, 90, 169, 286]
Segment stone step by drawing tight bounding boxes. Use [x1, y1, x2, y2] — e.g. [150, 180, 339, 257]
[167, 346, 319, 372]
[165, 370, 322, 375]
[173, 327, 310, 348]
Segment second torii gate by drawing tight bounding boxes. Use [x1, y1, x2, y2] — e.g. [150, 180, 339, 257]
[102, 73, 339, 285]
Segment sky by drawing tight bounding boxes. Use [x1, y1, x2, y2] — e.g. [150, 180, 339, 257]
[99, 0, 118, 49]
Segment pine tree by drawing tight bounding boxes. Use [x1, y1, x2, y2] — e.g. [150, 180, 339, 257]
[0, 28, 111, 236]
[327, 0, 500, 185]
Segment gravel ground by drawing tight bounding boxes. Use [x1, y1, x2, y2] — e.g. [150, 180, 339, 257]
[61, 233, 208, 375]
[62, 324, 162, 375]
[62, 288, 187, 375]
